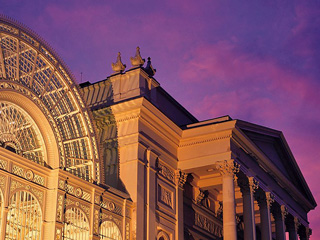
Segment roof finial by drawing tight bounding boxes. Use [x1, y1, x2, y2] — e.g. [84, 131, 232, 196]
[130, 46, 145, 67]
[111, 52, 126, 73]
[144, 57, 156, 76]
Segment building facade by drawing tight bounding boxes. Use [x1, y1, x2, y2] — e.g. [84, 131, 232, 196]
[0, 16, 316, 240]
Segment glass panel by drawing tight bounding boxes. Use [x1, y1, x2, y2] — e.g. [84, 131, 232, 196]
[5, 190, 42, 240]
[0, 102, 45, 165]
[99, 220, 122, 240]
[63, 207, 90, 240]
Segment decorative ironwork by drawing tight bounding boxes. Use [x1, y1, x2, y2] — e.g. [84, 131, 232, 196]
[0, 16, 100, 183]
[63, 207, 90, 240]
[0, 102, 45, 164]
[99, 220, 122, 240]
[5, 190, 42, 240]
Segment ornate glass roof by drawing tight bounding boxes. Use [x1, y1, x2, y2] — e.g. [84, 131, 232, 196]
[0, 15, 99, 183]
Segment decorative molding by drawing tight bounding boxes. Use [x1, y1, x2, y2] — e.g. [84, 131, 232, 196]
[157, 161, 175, 183]
[179, 134, 232, 148]
[0, 158, 8, 170]
[10, 180, 44, 205]
[0, 174, 6, 193]
[56, 194, 64, 222]
[195, 212, 223, 237]
[216, 160, 240, 177]
[101, 213, 122, 228]
[93, 209, 99, 234]
[175, 169, 188, 189]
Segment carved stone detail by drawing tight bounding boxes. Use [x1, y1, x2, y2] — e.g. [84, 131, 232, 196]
[237, 176, 258, 194]
[111, 52, 126, 73]
[157, 161, 175, 183]
[158, 184, 173, 208]
[195, 212, 223, 237]
[216, 160, 240, 178]
[196, 189, 210, 208]
[175, 170, 187, 189]
[130, 46, 145, 67]
[256, 191, 274, 208]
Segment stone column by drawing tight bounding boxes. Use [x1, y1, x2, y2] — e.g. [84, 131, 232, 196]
[287, 216, 300, 240]
[175, 170, 187, 240]
[256, 191, 274, 240]
[216, 160, 240, 240]
[237, 175, 258, 240]
[271, 204, 287, 240]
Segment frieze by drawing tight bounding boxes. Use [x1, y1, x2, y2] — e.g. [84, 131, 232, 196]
[195, 212, 223, 237]
[179, 134, 232, 148]
[157, 161, 175, 183]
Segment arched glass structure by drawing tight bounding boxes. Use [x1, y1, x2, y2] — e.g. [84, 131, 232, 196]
[99, 220, 122, 240]
[0, 16, 100, 182]
[0, 101, 45, 164]
[5, 191, 42, 240]
[63, 207, 90, 240]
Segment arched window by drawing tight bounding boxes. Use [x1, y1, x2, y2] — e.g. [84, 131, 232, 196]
[5, 190, 42, 240]
[0, 102, 45, 165]
[99, 220, 122, 240]
[63, 207, 90, 240]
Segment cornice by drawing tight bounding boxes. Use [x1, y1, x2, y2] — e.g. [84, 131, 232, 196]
[179, 134, 232, 148]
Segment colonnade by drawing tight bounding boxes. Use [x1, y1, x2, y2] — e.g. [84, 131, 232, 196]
[216, 160, 311, 240]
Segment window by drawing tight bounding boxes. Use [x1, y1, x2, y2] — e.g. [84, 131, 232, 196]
[99, 220, 122, 240]
[5, 190, 42, 240]
[63, 207, 90, 240]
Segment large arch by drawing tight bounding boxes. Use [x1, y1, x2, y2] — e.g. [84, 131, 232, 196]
[0, 15, 100, 182]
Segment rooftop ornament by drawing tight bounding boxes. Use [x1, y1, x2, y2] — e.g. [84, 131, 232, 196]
[111, 52, 126, 73]
[130, 46, 145, 67]
[144, 57, 156, 77]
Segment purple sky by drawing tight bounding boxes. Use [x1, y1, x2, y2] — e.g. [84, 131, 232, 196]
[2, 0, 320, 237]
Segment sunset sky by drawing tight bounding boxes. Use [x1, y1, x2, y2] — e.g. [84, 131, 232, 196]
[1, 0, 319, 237]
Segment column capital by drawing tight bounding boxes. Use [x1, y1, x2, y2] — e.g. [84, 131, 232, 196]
[175, 170, 187, 189]
[255, 190, 274, 208]
[216, 160, 240, 177]
[237, 175, 259, 195]
[271, 204, 288, 221]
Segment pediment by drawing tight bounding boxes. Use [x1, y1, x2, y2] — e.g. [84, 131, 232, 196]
[236, 120, 316, 207]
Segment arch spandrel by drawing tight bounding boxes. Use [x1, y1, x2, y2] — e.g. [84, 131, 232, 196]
[0, 15, 100, 183]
